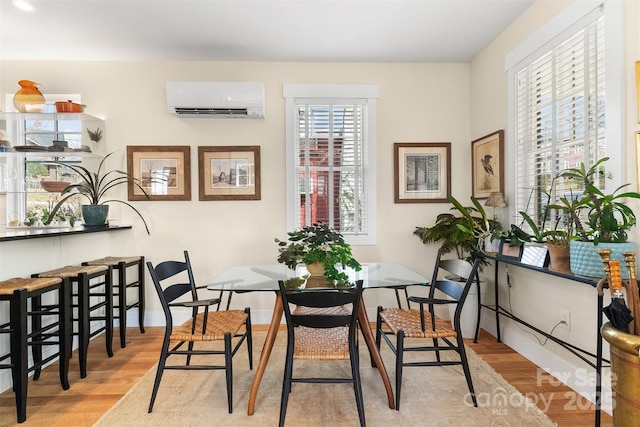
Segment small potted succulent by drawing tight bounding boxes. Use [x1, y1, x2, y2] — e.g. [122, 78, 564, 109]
[275, 222, 362, 284]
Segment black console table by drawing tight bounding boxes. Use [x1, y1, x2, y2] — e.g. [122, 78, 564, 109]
[477, 254, 608, 427]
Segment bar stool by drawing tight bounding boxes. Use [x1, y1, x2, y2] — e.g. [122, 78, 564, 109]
[0, 277, 71, 423]
[83, 256, 145, 348]
[34, 265, 113, 378]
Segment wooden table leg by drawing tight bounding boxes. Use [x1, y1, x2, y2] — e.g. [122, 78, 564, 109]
[247, 295, 284, 415]
[358, 298, 395, 409]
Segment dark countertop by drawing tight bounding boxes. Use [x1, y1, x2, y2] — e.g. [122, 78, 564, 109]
[0, 224, 132, 242]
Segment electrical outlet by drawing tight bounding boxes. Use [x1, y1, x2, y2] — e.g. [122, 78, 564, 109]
[559, 309, 571, 331]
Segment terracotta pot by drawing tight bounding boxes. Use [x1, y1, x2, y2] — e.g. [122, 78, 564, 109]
[546, 243, 571, 273]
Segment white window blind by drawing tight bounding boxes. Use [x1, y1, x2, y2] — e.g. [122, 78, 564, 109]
[294, 100, 368, 236]
[514, 11, 605, 230]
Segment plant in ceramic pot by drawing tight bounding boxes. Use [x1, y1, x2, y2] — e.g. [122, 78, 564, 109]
[275, 222, 361, 285]
[414, 195, 502, 266]
[541, 192, 585, 272]
[43, 151, 152, 234]
[559, 157, 640, 278]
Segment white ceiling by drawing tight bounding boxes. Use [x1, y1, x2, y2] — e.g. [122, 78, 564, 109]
[0, 0, 534, 62]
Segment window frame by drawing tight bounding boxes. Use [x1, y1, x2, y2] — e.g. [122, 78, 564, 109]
[283, 84, 378, 245]
[505, 0, 623, 229]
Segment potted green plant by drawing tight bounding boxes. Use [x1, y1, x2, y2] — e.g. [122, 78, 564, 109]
[414, 195, 502, 265]
[275, 222, 362, 284]
[559, 157, 640, 277]
[43, 151, 152, 234]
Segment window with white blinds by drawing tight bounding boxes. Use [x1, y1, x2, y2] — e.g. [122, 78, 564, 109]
[284, 84, 377, 245]
[294, 102, 367, 234]
[513, 10, 605, 231]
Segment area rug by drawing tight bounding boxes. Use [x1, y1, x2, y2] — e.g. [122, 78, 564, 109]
[94, 331, 556, 426]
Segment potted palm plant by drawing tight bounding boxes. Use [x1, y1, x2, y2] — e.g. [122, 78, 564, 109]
[559, 157, 640, 278]
[275, 222, 361, 285]
[414, 195, 502, 265]
[43, 151, 152, 234]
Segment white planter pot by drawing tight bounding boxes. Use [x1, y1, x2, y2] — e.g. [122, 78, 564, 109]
[569, 240, 636, 279]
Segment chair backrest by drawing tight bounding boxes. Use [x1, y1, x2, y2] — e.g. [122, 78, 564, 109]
[428, 248, 482, 325]
[278, 280, 364, 330]
[146, 250, 198, 328]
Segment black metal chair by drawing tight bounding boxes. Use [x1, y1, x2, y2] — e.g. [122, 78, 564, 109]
[376, 248, 481, 410]
[146, 251, 252, 413]
[278, 279, 365, 427]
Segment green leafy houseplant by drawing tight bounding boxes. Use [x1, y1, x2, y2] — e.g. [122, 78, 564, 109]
[559, 157, 640, 244]
[43, 151, 152, 234]
[275, 222, 362, 284]
[414, 195, 502, 264]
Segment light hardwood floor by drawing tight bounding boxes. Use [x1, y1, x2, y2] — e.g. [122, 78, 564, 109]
[0, 326, 611, 426]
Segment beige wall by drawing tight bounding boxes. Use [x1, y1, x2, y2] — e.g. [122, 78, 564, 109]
[470, 0, 640, 411]
[3, 0, 639, 409]
[0, 61, 472, 321]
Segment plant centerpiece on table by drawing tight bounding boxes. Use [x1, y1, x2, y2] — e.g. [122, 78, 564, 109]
[414, 195, 502, 267]
[558, 157, 640, 277]
[43, 151, 152, 234]
[275, 222, 362, 285]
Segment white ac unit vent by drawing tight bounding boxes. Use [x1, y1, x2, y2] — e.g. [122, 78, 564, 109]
[166, 81, 265, 118]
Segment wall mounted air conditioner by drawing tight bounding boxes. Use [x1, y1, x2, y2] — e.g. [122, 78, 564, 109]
[166, 81, 265, 118]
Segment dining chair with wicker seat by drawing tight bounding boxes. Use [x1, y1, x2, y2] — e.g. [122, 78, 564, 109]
[146, 251, 253, 414]
[376, 248, 481, 410]
[278, 279, 365, 427]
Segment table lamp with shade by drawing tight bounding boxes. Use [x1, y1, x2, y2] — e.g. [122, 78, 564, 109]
[485, 192, 507, 220]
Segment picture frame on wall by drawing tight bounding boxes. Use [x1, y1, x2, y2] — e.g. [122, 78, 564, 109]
[126, 145, 191, 201]
[198, 146, 261, 201]
[471, 130, 504, 199]
[394, 142, 451, 203]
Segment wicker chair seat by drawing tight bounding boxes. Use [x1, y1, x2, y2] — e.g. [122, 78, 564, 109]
[379, 308, 457, 339]
[0, 277, 62, 294]
[84, 256, 141, 266]
[38, 264, 108, 278]
[171, 309, 248, 342]
[293, 326, 350, 360]
[293, 305, 350, 316]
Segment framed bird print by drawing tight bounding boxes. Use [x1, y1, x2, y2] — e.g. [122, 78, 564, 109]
[394, 142, 451, 203]
[471, 130, 504, 199]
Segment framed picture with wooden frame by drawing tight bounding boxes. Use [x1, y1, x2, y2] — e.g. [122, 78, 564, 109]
[394, 142, 451, 203]
[198, 146, 261, 201]
[471, 130, 504, 199]
[126, 145, 191, 201]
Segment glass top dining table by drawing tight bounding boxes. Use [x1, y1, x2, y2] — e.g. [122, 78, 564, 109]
[206, 262, 429, 291]
[207, 262, 429, 415]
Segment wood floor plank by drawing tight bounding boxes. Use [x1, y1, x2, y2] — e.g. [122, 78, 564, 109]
[0, 327, 612, 426]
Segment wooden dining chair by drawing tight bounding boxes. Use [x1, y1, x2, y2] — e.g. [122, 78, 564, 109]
[146, 251, 253, 413]
[278, 279, 365, 427]
[376, 248, 481, 410]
